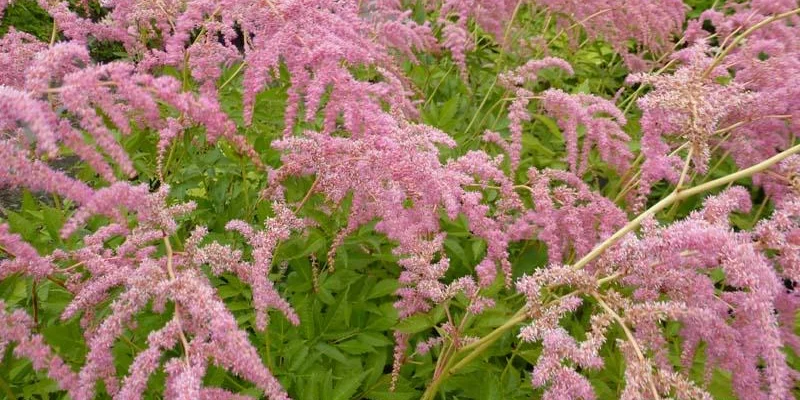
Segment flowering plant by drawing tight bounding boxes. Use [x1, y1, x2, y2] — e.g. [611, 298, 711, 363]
[1, 0, 799, 399]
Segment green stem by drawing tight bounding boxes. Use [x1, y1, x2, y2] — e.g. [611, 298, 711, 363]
[49, 21, 58, 46]
[219, 62, 246, 90]
[0, 374, 16, 400]
[423, 65, 455, 109]
[594, 294, 660, 399]
[572, 142, 800, 270]
[420, 308, 528, 400]
[751, 194, 770, 226]
[162, 143, 177, 182]
[463, 78, 497, 135]
[31, 280, 39, 330]
[703, 8, 800, 79]
[241, 159, 251, 219]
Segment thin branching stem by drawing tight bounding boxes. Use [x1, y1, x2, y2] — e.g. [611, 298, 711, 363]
[593, 294, 660, 400]
[703, 8, 800, 79]
[164, 236, 192, 368]
[574, 142, 800, 270]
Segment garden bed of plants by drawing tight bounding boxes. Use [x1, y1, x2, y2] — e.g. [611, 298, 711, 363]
[1, 0, 800, 399]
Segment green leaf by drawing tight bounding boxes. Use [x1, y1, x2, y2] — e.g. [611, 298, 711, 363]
[295, 236, 325, 259]
[6, 211, 36, 241]
[395, 314, 433, 334]
[315, 342, 351, 365]
[338, 339, 374, 355]
[356, 332, 392, 347]
[367, 279, 397, 299]
[331, 371, 368, 400]
[532, 114, 563, 142]
[366, 387, 418, 400]
[437, 96, 460, 129]
[444, 237, 469, 266]
[288, 344, 311, 372]
[41, 206, 64, 241]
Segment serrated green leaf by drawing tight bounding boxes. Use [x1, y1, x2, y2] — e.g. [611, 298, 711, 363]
[367, 279, 397, 299]
[338, 339, 374, 355]
[315, 342, 350, 364]
[395, 314, 433, 334]
[41, 206, 64, 241]
[331, 370, 368, 400]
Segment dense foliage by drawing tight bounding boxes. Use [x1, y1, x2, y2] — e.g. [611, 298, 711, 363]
[1, 0, 800, 399]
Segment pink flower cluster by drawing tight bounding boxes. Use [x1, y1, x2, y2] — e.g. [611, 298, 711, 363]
[611, 188, 793, 399]
[485, 57, 574, 171]
[2, 0, 800, 399]
[633, 2, 800, 206]
[534, 0, 686, 70]
[1, 184, 298, 399]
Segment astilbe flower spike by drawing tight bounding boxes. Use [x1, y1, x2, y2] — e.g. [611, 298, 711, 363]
[534, 0, 686, 71]
[193, 202, 306, 330]
[511, 187, 797, 399]
[627, 42, 754, 209]
[635, 5, 800, 204]
[617, 302, 714, 400]
[540, 89, 632, 176]
[0, 301, 80, 395]
[613, 187, 793, 399]
[0, 223, 56, 280]
[516, 265, 606, 399]
[485, 57, 573, 171]
[19, 0, 419, 162]
[0, 29, 46, 88]
[754, 162, 800, 360]
[0, 138, 94, 205]
[1, 184, 297, 399]
[270, 121, 528, 369]
[512, 168, 628, 266]
[1, 37, 260, 185]
[363, 0, 438, 62]
[126, 0, 417, 131]
[435, 0, 519, 78]
[756, 194, 800, 282]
